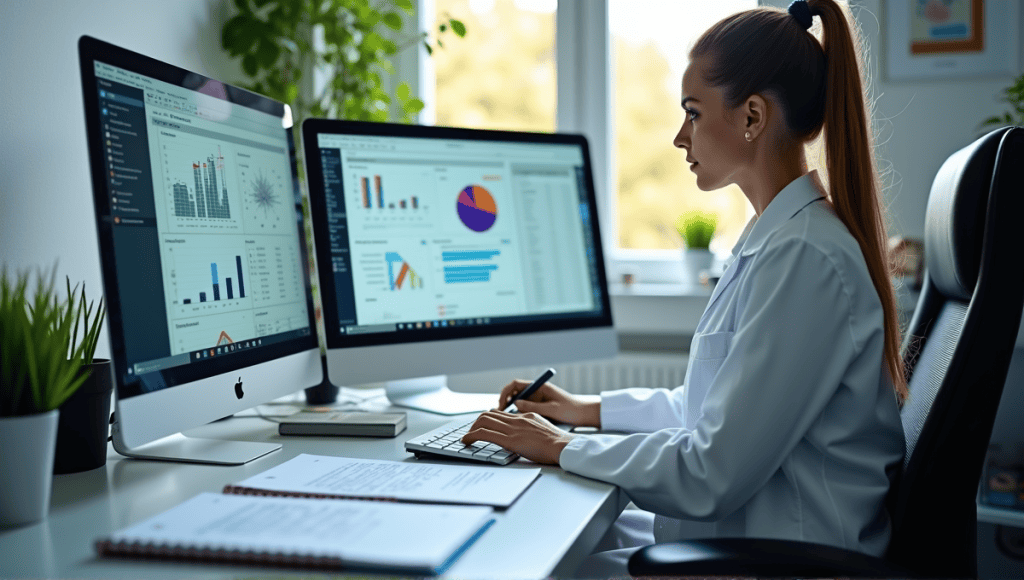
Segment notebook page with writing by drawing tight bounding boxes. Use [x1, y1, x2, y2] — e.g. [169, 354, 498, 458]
[96, 492, 494, 574]
[224, 453, 541, 507]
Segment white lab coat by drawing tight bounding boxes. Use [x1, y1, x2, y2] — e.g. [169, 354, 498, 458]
[560, 171, 904, 557]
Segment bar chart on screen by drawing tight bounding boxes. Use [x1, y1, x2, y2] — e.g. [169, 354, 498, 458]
[385, 252, 424, 290]
[441, 249, 500, 284]
[159, 132, 242, 233]
[348, 169, 433, 232]
[163, 238, 310, 353]
[165, 244, 253, 317]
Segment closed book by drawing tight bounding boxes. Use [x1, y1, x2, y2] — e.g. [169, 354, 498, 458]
[278, 411, 407, 437]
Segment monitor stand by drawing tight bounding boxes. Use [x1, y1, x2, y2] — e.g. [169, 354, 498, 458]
[111, 420, 280, 465]
[385, 375, 497, 415]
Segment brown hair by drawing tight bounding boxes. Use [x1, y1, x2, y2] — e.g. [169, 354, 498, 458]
[690, 0, 908, 405]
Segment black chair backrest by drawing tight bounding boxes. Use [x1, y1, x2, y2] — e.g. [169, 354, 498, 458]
[885, 127, 1024, 577]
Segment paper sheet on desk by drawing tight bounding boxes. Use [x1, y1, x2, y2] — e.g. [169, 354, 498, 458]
[225, 453, 541, 507]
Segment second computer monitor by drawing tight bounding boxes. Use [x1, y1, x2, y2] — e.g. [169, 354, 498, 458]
[302, 120, 616, 387]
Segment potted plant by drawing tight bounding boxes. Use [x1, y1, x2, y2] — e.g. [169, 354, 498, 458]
[0, 267, 90, 527]
[675, 210, 718, 284]
[53, 277, 109, 474]
[978, 72, 1024, 133]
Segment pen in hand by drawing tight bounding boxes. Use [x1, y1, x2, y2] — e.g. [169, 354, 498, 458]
[502, 368, 556, 413]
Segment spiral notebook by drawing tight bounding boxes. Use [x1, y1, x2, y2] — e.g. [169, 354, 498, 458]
[95, 492, 494, 575]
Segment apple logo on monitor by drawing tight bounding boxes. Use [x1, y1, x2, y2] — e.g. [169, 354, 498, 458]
[234, 377, 244, 399]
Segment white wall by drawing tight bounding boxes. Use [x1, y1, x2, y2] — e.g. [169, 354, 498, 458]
[0, 0, 245, 357]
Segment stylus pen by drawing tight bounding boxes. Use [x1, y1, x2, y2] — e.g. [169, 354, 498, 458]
[503, 368, 556, 413]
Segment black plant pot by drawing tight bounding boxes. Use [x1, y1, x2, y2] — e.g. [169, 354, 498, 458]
[304, 355, 339, 405]
[54, 359, 114, 474]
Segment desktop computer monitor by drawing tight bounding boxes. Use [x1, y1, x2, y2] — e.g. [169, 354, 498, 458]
[78, 36, 322, 464]
[302, 119, 616, 411]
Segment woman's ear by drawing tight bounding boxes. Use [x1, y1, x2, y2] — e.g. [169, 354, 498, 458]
[742, 94, 768, 141]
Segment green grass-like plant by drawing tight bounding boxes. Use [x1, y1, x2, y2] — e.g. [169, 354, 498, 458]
[0, 267, 102, 416]
[65, 276, 106, 366]
[675, 211, 718, 250]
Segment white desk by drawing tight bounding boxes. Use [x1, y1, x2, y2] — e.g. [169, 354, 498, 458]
[0, 395, 627, 579]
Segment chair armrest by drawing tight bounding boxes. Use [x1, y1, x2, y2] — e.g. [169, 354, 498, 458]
[628, 537, 909, 578]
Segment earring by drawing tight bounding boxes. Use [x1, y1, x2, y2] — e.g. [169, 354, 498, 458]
[745, 132, 752, 141]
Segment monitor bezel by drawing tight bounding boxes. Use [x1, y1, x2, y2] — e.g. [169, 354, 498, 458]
[78, 35, 320, 403]
[301, 118, 615, 351]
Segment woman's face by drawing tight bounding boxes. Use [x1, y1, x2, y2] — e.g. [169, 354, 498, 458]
[673, 58, 749, 191]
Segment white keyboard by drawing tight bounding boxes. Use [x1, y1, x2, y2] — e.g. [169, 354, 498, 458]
[406, 417, 519, 465]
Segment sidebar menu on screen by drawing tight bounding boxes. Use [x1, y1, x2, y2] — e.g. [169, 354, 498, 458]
[96, 77, 173, 368]
[319, 148, 357, 328]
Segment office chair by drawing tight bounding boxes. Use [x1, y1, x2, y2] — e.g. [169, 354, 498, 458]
[628, 126, 1024, 578]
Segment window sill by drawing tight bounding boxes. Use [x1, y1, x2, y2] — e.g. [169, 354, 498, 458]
[608, 279, 921, 340]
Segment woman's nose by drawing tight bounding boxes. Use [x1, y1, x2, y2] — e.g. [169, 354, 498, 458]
[673, 124, 688, 149]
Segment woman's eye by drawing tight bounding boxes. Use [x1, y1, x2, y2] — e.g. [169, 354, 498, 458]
[686, 109, 699, 121]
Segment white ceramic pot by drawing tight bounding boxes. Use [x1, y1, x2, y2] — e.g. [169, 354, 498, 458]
[0, 409, 59, 527]
[683, 248, 714, 284]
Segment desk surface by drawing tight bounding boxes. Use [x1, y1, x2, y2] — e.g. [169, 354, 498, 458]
[0, 393, 626, 579]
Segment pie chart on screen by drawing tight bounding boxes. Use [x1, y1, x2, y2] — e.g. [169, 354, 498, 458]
[457, 185, 497, 232]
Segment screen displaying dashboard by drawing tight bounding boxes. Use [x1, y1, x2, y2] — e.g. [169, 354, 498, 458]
[305, 125, 610, 346]
[84, 57, 315, 398]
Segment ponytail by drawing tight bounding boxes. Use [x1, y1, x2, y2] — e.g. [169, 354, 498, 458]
[808, 0, 907, 405]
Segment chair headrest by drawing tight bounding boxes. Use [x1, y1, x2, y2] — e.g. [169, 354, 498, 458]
[924, 127, 1015, 301]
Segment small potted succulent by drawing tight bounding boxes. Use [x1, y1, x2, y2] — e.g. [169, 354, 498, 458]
[0, 267, 91, 526]
[675, 210, 718, 283]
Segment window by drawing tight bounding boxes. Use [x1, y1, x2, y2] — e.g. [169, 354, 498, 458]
[610, 0, 754, 254]
[424, 0, 759, 283]
[431, 0, 556, 132]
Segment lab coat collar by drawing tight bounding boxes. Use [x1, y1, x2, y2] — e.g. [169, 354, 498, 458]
[732, 170, 826, 257]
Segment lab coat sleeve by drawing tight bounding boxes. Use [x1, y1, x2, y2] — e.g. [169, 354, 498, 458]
[559, 240, 865, 521]
[601, 388, 686, 433]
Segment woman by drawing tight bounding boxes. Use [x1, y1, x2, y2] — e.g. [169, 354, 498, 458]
[462, 0, 905, 574]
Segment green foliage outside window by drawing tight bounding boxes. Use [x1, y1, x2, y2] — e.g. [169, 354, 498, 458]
[221, 0, 465, 125]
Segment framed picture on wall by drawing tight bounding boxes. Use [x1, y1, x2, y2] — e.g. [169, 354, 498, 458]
[885, 0, 1020, 81]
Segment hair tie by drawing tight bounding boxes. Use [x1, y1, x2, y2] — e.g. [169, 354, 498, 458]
[788, 0, 813, 30]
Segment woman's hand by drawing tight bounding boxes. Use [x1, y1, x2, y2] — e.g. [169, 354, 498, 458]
[497, 379, 601, 428]
[461, 410, 575, 465]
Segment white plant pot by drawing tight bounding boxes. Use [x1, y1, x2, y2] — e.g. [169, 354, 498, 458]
[683, 249, 714, 284]
[0, 409, 59, 527]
